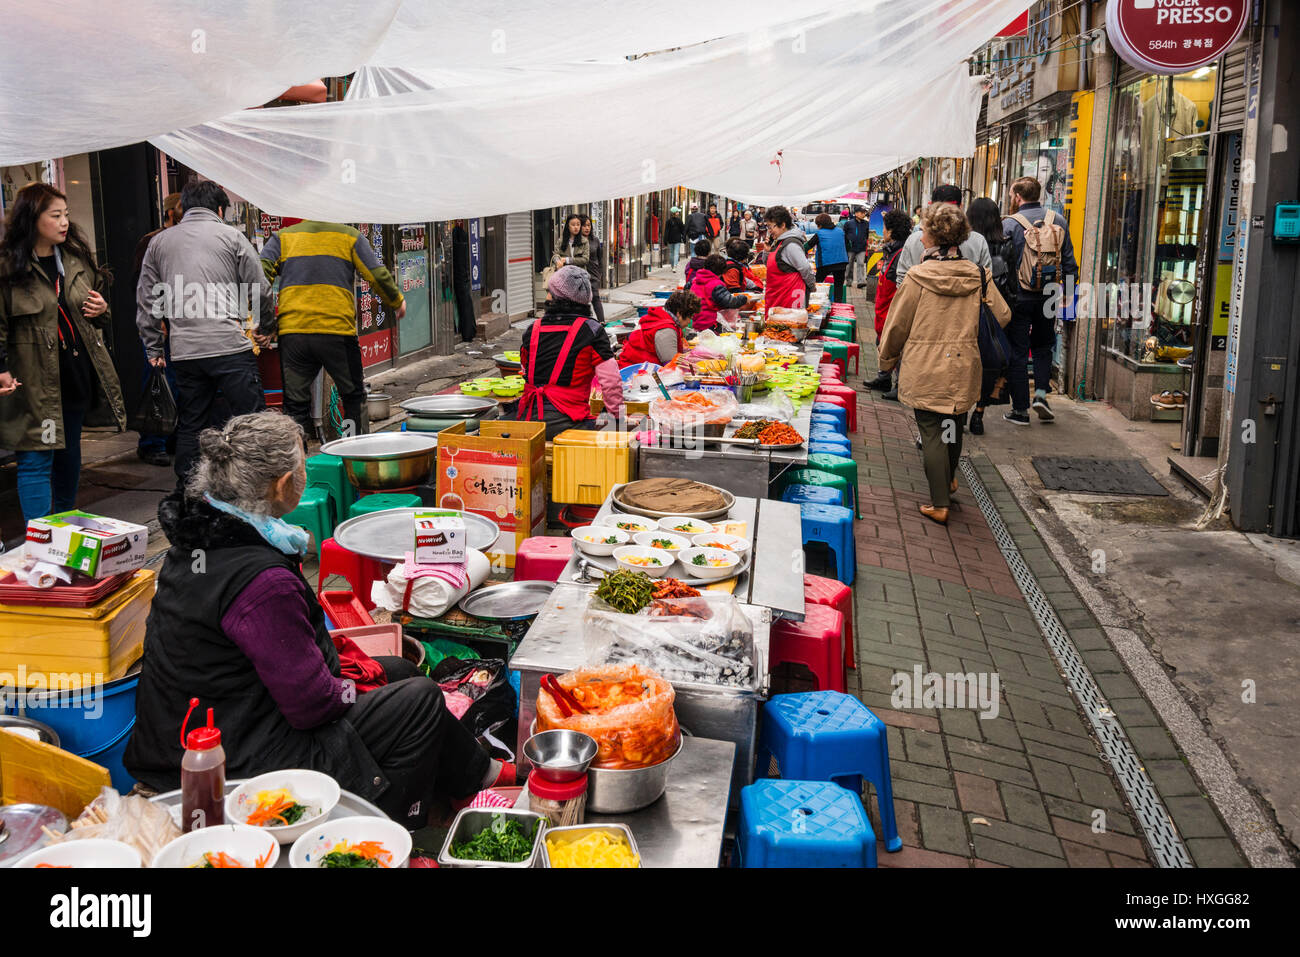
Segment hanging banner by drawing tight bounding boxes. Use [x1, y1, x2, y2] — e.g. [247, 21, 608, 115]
[1106, 0, 1249, 75]
[1065, 91, 1093, 258]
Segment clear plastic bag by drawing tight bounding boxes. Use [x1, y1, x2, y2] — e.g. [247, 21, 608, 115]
[53, 786, 182, 863]
[649, 390, 739, 429]
[584, 592, 757, 690]
[535, 663, 680, 769]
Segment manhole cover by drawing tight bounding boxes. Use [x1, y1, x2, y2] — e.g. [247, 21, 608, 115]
[1032, 457, 1168, 496]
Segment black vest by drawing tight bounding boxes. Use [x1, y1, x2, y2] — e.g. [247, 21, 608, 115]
[124, 494, 387, 801]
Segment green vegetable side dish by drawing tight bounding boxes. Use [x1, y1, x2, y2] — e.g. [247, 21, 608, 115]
[450, 812, 539, 863]
[603, 535, 619, 544]
[595, 568, 656, 613]
[651, 538, 674, 549]
[692, 554, 707, 566]
[674, 524, 695, 532]
[319, 850, 383, 868]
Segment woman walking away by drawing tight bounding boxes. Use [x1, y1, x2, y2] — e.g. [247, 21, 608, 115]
[864, 209, 916, 393]
[663, 207, 685, 271]
[0, 183, 125, 521]
[803, 213, 849, 302]
[878, 203, 1009, 525]
[964, 197, 1014, 435]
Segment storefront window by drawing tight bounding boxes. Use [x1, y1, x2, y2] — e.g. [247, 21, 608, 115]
[1101, 67, 1217, 361]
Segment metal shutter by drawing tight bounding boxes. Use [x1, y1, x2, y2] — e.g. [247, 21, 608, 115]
[505, 211, 533, 319]
[1215, 42, 1250, 132]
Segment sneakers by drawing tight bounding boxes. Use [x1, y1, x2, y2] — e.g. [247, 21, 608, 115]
[1003, 411, 1031, 427]
[1032, 395, 1055, 421]
[969, 410, 984, 435]
[1150, 390, 1187, 409]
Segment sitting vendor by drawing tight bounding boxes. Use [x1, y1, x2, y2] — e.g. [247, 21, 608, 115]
[688, 254, 752, 333]
[124, 411, 511, 828]
[719, 239, 762, 293]
[517, 264, 623, 438]
[619, 290, 701, 367]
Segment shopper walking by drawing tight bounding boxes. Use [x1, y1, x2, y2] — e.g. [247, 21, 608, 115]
[727, 210, 742, 240]
[131, 192, 182, 467]
[663, 206, 686, 271]
[706, 202, 725, 252]
[685, 203, 710, 247]
[261, 220, 406, 442]
[451, 219, 477, 342]
[0, 182, 125, 521]
[740, 210, 758, 244]
[897, 185, 991, 283]
[1001, 176, 1077, 426]
[877, 202, 1010, 525]
[137, 180, 273, 483]
[863, 208, 913, 393]
[804, 213, 850, 302]
[579, 216, 607, 324]
[964, 197, 1015, 435]
[842, 207, 872, 288]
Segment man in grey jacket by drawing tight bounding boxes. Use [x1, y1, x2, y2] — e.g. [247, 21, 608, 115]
[136, 179, 274, 482]
[895, 185, 991, 282]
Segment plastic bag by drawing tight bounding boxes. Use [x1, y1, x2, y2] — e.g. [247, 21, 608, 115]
[127, 366, 178, 435]
[430, 657, 516, 742]
[584, 592, 757, 690]
[736, 390, 794, 424]
[648, 390, 739, 429]
[535, 664, 680, 769]
[54, 787, 182, 863]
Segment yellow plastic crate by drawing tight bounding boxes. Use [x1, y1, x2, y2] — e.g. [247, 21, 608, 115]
[0, 569, 154, 687]
[551, 430, 635, 506]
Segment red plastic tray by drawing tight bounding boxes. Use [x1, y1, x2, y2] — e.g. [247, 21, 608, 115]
[319, 589, 374, 629]
[0, 570, 134, 607]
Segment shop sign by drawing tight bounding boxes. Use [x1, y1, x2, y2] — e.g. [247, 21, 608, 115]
[1106, 0, 1249, 75]
[984, 1, 1080, 124]
[469, 218, 482, 291]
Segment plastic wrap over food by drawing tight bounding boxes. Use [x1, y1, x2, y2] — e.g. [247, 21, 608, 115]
[649, 390, 739, 429]
[584, 592, 757, 690]
[536, 664, 680, 769]
[765, 308, 809, 328]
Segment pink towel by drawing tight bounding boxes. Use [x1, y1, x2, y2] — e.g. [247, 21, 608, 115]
[401, 551, 468, 589]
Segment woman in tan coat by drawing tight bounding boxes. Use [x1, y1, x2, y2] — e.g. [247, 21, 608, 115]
[878, 202, 1010, 524]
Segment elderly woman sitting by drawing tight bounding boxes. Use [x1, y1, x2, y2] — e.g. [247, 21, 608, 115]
[125, 411, 509, 827]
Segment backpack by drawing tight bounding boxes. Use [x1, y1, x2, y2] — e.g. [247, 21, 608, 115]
[1010, 210, 1065, 293]
[990, 235, 1015, 304]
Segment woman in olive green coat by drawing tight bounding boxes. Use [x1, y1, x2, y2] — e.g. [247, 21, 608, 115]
[0, 182, 125, 521]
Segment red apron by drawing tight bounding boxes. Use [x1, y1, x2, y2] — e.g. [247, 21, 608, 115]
[620, 307, 684, 366]
[518, 315, 595, 423]
[765, 238, 807, 317]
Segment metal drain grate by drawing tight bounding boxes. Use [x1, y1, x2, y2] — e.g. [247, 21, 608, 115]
[959, 459, 1192, 868]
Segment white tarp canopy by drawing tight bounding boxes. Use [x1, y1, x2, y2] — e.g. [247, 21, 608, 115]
[0, 0, 1027, 218]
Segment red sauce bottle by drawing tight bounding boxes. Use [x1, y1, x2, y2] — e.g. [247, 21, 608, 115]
[179, 697, 225, 833]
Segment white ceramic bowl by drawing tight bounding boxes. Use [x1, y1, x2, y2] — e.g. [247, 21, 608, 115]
[676, 546, 742, 581]
[14, 838, 142, 869]
[657, 515, 715, 535]
[594, 513, 658, 535]
[225, 769, 341, 844]
[611, 545, 673, 578]
[690, 531, 751, 555]
[151, 824, 280, 869]
[632, 530, 693, 555]
[571, 525, 630, 557]
[289, 816, 413, 869]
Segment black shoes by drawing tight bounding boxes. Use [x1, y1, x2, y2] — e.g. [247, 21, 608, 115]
[1003, 411, 1031, 427]
[863, 371, 893, 392]
[1032, 395, 1055, 421]
[969, 410, 984, 435]
[882, 388, 899, 401]
[137, 447, 171, 467]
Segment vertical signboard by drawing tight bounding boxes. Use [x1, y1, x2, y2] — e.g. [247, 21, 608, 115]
[469, 217, 483, 291]
[356, 223, 393, 368]
[396, 223, 432, 355]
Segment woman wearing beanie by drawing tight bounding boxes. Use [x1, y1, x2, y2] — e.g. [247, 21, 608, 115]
[515, 265, 623, 438]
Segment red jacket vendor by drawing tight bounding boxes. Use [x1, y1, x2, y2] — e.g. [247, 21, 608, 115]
[516, 265, 623, 438]
[619, 291, 701, 367]
[760, 205, 816, 316]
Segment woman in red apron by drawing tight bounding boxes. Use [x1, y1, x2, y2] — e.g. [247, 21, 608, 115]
[761, 206, 816, 318]
[619, 291, 700, 367]
[516, 265, 623, 439]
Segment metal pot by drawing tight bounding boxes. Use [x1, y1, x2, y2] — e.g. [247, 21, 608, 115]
[319, 433, 438, 491]
[585, 738, 683, 813]
[366, 393, 392, 421]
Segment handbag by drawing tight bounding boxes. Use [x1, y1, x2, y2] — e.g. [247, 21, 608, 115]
[976, 265, 1012, 398]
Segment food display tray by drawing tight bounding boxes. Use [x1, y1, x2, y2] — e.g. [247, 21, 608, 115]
[609, 482, 735, 521]
[574, 548, 752, 588]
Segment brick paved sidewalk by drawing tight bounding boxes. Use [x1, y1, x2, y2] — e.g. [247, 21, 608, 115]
[821, 302, 1245, 868]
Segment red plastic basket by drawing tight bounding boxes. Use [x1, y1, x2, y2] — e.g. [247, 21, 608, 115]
[318, 589, 374, 629]
[0, 570, 134, 608]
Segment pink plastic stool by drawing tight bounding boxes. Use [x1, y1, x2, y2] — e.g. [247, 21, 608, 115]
[805, 574, 854, 669]
[816, 384, 858, 432]
[318, 538, 392, 611]
[818, 353, 847, 380]
[515, 536, 575, 582]
[770, 605, 846, 693]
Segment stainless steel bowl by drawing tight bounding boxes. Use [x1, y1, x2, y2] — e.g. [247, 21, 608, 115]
[319, 433, 438, 491]
[437, 808, 546, 868]
[586, 738, 683, 813]
[524, 730, 597, 784]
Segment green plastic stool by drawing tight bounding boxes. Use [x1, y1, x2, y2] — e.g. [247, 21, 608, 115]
[806, 453, 860, 518]
[818, 326, 853, 343]
[306, 453, 355, 523]
[821, 341, 850, 376]
[347, 492, 423, 520]
[777, 468, 851, 506]
[283, 486, 335, 560]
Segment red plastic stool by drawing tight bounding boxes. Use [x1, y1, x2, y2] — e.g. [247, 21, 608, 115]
[770, 605, 846, 693]
[515, 536, 575, 582]
[816, 384, 858, 432]
[813, 393, 852, 432]
[845, 343, 861, 375]
[804, 574, 854, 669]
[318, 538, 392, 611]
[818, 353, 847, 380]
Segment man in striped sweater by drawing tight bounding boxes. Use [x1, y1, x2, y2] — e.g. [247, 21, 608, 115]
[261, 221, 405, 439]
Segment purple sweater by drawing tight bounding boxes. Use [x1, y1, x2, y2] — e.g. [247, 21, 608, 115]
[220, 567, 351, 730]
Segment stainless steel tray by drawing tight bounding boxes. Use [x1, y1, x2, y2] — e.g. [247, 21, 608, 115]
[333, 507, 500, 562]
[459, 580, 556, 621]
[400, 395, 498, 418]
[320, 433, 438, 459]
[438, 807, 546, 868]
[610, 481, 735, 520]
[539, 823, 642, 868]
[575, 548, 751, 587]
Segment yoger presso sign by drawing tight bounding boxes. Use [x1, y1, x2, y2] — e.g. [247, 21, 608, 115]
[1106, 0, 1249, 75]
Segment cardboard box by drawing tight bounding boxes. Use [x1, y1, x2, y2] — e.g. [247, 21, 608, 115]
[414, 512, 466, 565]
[436, 421, 547, 568]
[25, 511, 148, 579]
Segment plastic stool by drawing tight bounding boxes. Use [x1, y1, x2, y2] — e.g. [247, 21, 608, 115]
[283, 486, 335, 560]
[805, 573, 854, 669]
[806, 453, 860, 518]
[818, 345, 847, 380]
[809, 413, 845, 434]
[818, 326, 853, 343]
[306, 453, 355, 521]
[777, 469, 850, 505]
[346, 492, 422, 520]
[808, 431, 850, 451]
[813, 394, 854, 434]
[815, 385, 858, 432]
[317, 538, 392, 611]
[757, 691, 902, 852]
[810, 442, 853, 459]
[781, 483, 845, 508]
[515, 536, 575, 582]
[738, 779, 876, 867]
[811, 403, 848, 433]
[800, 502, 855, 585]
[844, 342, 861, 375]
[770, 604, 845, 692]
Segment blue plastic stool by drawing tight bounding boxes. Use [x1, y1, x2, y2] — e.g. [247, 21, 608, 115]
[809, 414, 846, 435]
[800, 502, 855, 585]
[757, 691, 902, 852]
[737, 779, 877, 867]
[782, 483, 845, 508]
[810, 441, 852, 458]
[808, 429, 850, 448]
[283, 486, 335, 560]
[811, 402, 848, 432]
